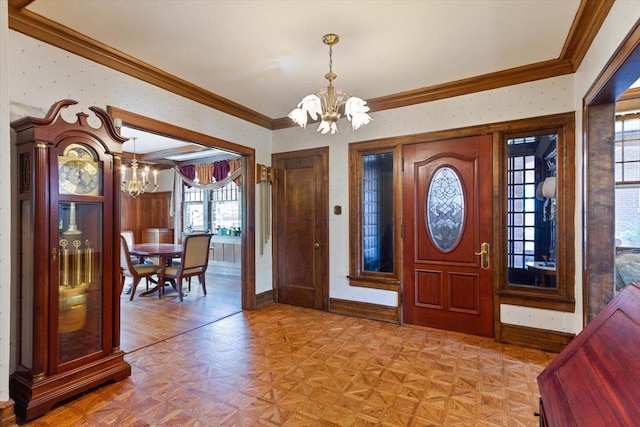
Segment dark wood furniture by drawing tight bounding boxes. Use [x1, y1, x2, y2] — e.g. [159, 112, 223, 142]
[537, 283, 640, 426]
[11, 99, 131, 421]
[156, 234, 214, 302]
[129, 243, 183, 264]
[129, 243, 184, 297]
[120, 236, 161, 301]
[142, 227, 174, 244]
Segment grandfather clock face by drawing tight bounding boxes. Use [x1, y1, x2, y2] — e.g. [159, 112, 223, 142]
[58, 143, 102, 196]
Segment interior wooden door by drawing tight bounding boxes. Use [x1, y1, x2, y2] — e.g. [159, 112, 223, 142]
[403, 135, 493, 337]
[272, 148, 328, 310]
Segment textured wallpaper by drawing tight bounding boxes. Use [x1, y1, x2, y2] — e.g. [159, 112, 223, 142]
[7, 30, 275, 293]
[274, 75, 575, 312]
[7, 0, 640, 334]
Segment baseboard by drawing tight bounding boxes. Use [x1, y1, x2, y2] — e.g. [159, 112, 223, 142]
[329, 298, 399, 323]
[499, 323, 574, 353]
[0, 399, 17, 427]
[255, 289, 274, 308]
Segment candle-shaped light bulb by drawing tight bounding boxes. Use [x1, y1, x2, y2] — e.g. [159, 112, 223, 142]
[144, 166, 149, 184]
[121, 164, 126, 182]
[153, 169, 158, 185]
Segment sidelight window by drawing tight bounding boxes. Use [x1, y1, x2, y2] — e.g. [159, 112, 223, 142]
[498, 112, 575, 312]
[349, 143, 401, 290]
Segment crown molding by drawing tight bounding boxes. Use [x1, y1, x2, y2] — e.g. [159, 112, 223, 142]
[560, 0, 616, 71]
[272, 58, 575, 130]
[9, 0, 613, 132]
[8, 6, 274, 130]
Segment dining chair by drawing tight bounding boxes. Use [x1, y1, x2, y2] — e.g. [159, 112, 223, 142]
[157, 233, 213, 301]
[120, 235, 162, 301]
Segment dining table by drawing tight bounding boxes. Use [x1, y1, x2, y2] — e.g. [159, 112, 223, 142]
[129, 243, 183, 297]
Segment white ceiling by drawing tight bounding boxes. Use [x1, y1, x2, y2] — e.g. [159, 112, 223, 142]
[26, 0, 581, 121]
[120, 126, 235, 161]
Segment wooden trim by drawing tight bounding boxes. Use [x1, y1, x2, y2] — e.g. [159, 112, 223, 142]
[499, 323, 574, 353]
[498, 293, 576, 312]
[274, 59, 574, 130]
[496, 113, 576, 312]
[347, 112, 576, 334]
[347, 277, 400, 292]
[255, 290, 274, 308]
[583, 19, 640, 325]
[492, 131, 505, 341]
[347, 112, 576, 152]
[0, 400, 17, 427]
[583, 103, 616, 323]
[559, 0, 616, 70]
[617, 86, 640, 103]
[8, 0, 35, 9]
[616, 87, 640, 112]
[348, 140, 403, 292]
[10, 1, 609, 133]
[367, 59, 574, 112]
[329, 298, 399, 324]
[584, 19, 640, 106]
[106, 107, 257, 311]
[107, 107, 254, 156]
[8, 7, 273, 130]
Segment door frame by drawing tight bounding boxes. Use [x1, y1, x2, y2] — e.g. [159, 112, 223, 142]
[107, 106, 256, 310]
[583, 20, 640, 324]
[348, 113, 574, 339]
[272, 147, 329, 310]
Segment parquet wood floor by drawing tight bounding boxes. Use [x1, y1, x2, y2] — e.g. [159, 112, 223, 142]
[120, 266, 242, 352]
[22, 302, 554, 426]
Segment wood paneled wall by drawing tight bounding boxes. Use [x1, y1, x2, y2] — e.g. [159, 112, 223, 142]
[120, 191, 173, 243]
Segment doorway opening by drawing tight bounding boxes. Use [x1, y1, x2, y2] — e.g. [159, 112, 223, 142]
[108, 106, 256, 352]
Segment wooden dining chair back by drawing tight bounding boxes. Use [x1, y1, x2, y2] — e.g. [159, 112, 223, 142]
[121, 230, 134, 248]
[158, 233, 213, 301]
[120, 235, 161, 301]
[121, 230, 140, 264]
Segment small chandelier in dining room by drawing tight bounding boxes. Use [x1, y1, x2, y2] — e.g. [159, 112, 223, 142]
[121, 137, 158, 198]
[288, 33, 372, 135]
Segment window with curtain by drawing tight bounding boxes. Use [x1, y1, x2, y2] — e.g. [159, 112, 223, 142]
[181, 181, 241, 235]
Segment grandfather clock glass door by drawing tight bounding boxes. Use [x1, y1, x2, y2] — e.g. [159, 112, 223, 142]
[53, 142, 106, 367]
[54, 203, 103, 365]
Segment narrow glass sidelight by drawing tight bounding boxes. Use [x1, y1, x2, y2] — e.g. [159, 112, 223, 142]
[362, 153, 394, 273]
[427, 166, 465, 251]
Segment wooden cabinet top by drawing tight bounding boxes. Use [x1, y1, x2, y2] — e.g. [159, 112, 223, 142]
[537, 283, 640, 426]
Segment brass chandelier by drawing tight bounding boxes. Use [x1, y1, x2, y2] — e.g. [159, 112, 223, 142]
[288, 34, 372, 135]
[121, 137, 158, 198]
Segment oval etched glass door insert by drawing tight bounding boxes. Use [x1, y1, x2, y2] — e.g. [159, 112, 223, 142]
[427, 166, 465, 251]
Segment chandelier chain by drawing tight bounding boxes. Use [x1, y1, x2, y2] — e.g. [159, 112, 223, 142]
[328, 44, 333, 76]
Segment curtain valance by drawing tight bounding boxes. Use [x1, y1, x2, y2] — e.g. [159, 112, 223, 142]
[174, 159, 242, 190]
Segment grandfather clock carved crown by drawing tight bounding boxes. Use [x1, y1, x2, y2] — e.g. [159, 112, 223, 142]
[11, 99, 130, 422]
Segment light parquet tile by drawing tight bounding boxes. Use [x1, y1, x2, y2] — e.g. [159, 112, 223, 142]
[21, 303, 554, 426]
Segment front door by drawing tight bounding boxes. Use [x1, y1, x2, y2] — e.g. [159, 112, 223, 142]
[403, 135, 493, 337]
[272, 147, 329, 310]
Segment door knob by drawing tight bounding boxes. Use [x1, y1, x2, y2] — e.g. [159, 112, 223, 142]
[474, 242, 490, 269]
[314, 242, 320, 249]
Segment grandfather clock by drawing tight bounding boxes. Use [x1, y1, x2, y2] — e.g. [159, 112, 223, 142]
[10, 99, 131, 421]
